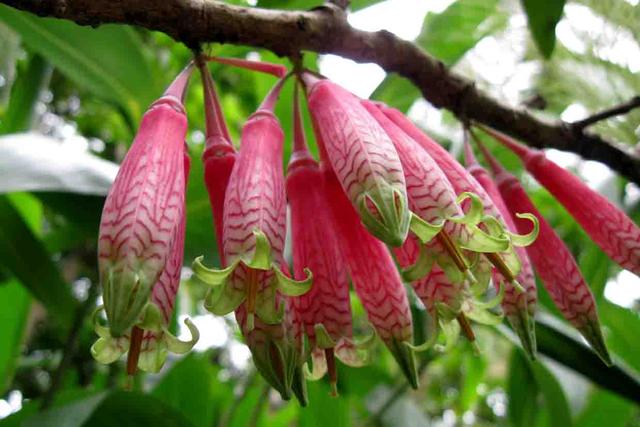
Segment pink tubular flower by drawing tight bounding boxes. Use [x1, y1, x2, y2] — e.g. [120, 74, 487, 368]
[198, 60, 236, 263]
[193, 77, 312, 330]
[302, 73, 410, 247]
[464, 140, 537, 357]
[363, 101, 509, 282]
[287, 86, 366, 395]
[482, 126, 640, 277]
[323, 165, 418, 388]
[93, 65, 198, 372]
[379, 105, 537, 292]
[480, 143, 611, 364]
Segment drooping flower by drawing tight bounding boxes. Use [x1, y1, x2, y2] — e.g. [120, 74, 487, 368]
[481, 125, 640, 277]
[478, 141, 611, 364]
[464, 139, 537, 357]
[288, 85, 367, 395]
[322, 165, 418, 387]
[198, 59, 236, 262]
[380, 105, 537, 293]
[302, 73, 410, 247]
[93, 65, 198, 372]
[362, 100, 509, 283]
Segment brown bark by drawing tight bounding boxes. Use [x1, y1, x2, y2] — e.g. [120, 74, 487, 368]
[3, 0, 640, 183]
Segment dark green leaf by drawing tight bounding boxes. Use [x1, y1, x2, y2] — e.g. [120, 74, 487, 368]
[508, 349, 538, 427]
[0, 54, 51, 134]
[23, 392, 108, 427]
[0, 279, 31, 394]
[0, 195, 76, 330]
[152, 353, 232, 427]
[521, 0, 566, 58]
[600, 301, 640, 373]
[0, 6, 159, 122]
[0, 134, 117, 195]
[529, 360, 572, 427]
[300, 380, 351, 427]
[83, 391, 197, 427]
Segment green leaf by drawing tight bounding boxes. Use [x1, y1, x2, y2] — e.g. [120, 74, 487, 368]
[0, 6, 159, 122]
[152, 353, 232, 427]
[23, 392, 108, 427]
[600, 301, 640, 373]
[0, 195, 76, 330]
[0, 54, 51, 134]
[576, 389, 637, 427]
[521, 0, 566, 58]
[372, 0, 506, 110]
[0, 279, 31, 394]
[508, 349, 539, 427]
[0, 133, 118, 195]
[300, 380, 351, 427]
[529, 360, 573, 427]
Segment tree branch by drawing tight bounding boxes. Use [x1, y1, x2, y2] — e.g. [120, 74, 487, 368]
[3, 0, 640, 183]
[572, 96, 640, 130]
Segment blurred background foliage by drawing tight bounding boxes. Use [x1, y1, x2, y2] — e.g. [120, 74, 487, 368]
[0, 0, 639, 425]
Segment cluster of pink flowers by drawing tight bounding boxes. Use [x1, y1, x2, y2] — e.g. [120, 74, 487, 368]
[93, 56, 638, 403]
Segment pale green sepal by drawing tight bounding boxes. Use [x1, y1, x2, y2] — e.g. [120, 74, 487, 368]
[274, 266, 313, 296]
[460, 224, 510, 253]
[245, 229, 273, 270]
[509, 213, 539, 247]
[204, 280, 245, 316]
[138, 302, 163, 333]
[437, 319, 461, 353]
[165, 317, 200, 354]
[91, 336, 126, 365]
[305, 350, 327, 381]
[409, 213, 444, 244]
[104, 268, 154, 337]
[438, 256, 466, 284]
[452, 192, 484, 225]
[356, 186, 411, 248]
[401, 245, 435, 282]
[474, 280, 506, 310]
[314, 324, 337, 349]
[255, 285, 285, 325]
[192, 256, 238, 286]
[466, 306, 503, 325]
[406, 324, 440, 352]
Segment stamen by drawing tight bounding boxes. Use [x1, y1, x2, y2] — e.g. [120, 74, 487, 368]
[246, 268, 258, 331]
[324, 348, 339, 397]
[456, 313, 476, 342]
[484, 252, 516, 282]
[436, 231, 468, 272]
[126, 326, 144, 378]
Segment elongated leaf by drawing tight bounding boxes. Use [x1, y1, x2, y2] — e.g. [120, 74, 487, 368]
[0, 133, 118, 195]
[0, 279, 31, 394]
[372, 0, 506, 110]
[508, 349, 538, 427]
[0, 195, 76, 330]
[23, 393, 108, 427]
[0, 6, 159, 122]
[600, 301, 640, 373]
[521, 0, 566, 58]
[529, 360, 572, 427]
[0, 54, 51, 134]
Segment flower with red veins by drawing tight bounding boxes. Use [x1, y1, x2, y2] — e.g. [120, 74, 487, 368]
[464, 139, 537, 357]
[322, 165, 418, 388]
[93, 65, 198, 372]
[193, 78, 312, 331]
[301, 73, 410, 247]
[379, 105, 537, 298]
[481, 125, 640, 277]
[363, 101, 509, 284]
[479, 141, 611, 364]
[287, 86, 368, 396]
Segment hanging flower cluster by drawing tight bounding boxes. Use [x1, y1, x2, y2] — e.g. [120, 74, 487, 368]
[92, 55, 632, 404]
